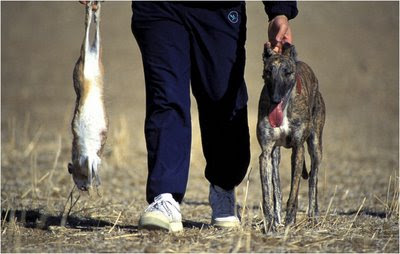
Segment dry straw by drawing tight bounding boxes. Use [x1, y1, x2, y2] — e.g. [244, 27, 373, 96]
[108, 211, 122, 233]
[344, 196, 366, 236]
[60, 186, 81, 227]
[23, 126, 42, 158]
[319, 185, 337, 227]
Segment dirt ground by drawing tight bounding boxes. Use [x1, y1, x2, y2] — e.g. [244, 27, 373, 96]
[1, 1, 399, 253]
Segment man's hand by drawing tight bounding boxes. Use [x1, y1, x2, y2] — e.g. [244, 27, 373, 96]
[268, 15, 293, 53]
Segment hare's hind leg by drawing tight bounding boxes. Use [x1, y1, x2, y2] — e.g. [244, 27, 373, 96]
[84, 3, 94, 54]
[92, 1, 101, 56]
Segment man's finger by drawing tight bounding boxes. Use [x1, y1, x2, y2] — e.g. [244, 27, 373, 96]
[272, 39, 283, 53]
[281, 28, 293, 45]
[273, 46, 282, 54]
[274, 24, 287, 44]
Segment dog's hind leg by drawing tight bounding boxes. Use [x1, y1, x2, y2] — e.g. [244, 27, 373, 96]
[285, 144, 305, 226]
[259, 145, 275, 232]
[272, 146, 283, 226]
[307, 94, 325, 221]
[307, 132, 320, 221]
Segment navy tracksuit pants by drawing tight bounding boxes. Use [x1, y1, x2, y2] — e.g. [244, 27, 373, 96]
[131, 2, 250, 204]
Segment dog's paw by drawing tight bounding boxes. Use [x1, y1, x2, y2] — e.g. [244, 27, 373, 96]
[284, 215, 296, 227]
[307, 210, 319, 225]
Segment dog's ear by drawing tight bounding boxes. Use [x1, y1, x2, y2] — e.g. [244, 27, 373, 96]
[282, 43, 298, 61]
[263, 42, 276, 61]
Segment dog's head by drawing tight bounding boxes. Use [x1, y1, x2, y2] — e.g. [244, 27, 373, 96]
[263, 42, 297, 104]
[262, 43, 297, 127]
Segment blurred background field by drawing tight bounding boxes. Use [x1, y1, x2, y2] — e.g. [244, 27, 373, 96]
[1, 1, 399, 252]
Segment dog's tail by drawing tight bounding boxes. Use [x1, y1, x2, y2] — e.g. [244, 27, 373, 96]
[302, 161, 308, 180]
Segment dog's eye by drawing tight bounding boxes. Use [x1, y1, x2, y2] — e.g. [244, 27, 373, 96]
[283, 68, 293, 77]
[264, 66, 273, 77]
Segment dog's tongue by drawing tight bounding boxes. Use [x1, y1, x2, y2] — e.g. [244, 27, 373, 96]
[268, 101, 284, 128]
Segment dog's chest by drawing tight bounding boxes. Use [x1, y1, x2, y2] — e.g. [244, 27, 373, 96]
[272, 115, 291, 147]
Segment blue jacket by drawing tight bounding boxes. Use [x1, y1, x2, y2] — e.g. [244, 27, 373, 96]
[263, 1, 298, 21]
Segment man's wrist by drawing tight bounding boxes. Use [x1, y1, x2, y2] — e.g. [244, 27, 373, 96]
[263, 1, 298, 21]
[269, 15, 289, 24]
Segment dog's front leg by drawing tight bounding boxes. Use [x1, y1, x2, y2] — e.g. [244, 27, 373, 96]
[259, 145, 275, 232]
[272, 146, 283, 227]
[285, 144, 305, 226]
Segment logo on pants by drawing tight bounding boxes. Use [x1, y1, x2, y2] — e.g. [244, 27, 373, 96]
[228, 11, 239, 24]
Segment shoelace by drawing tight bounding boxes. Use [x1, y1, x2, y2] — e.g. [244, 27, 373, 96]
[145, 196, 180, 220]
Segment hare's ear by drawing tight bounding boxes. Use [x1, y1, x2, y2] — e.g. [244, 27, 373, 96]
[282, 43, 298, 61]
[263, 42, 276, 61]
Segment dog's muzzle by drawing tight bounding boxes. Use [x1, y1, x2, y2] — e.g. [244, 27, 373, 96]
[268, 88, 292, 128]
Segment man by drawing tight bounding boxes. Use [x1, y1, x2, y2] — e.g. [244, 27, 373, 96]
[80, 1, 297, 232]
[131, 1, 297, 232]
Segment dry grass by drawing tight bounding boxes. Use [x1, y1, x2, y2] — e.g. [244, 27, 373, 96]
[1, 117, 398, 253]
[2, 2, 399, 252]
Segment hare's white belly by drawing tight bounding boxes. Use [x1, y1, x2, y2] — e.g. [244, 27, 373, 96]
[75, 84, 106, 159]
[84, 50, 101, 79]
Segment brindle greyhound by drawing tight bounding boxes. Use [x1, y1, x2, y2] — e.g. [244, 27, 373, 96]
[68, 1, 107, 191]
[257, 42, 325, 232]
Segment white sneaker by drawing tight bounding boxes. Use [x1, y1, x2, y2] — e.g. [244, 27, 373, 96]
[209, 185, 240, 228]
[138, 193, 183, 232]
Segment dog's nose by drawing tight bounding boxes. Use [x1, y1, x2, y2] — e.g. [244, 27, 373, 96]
[271, 94, 282, 104]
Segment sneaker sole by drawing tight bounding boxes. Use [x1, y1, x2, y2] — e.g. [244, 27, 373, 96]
[139, 212, 183, 233]
[212, 219, 240, 229]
